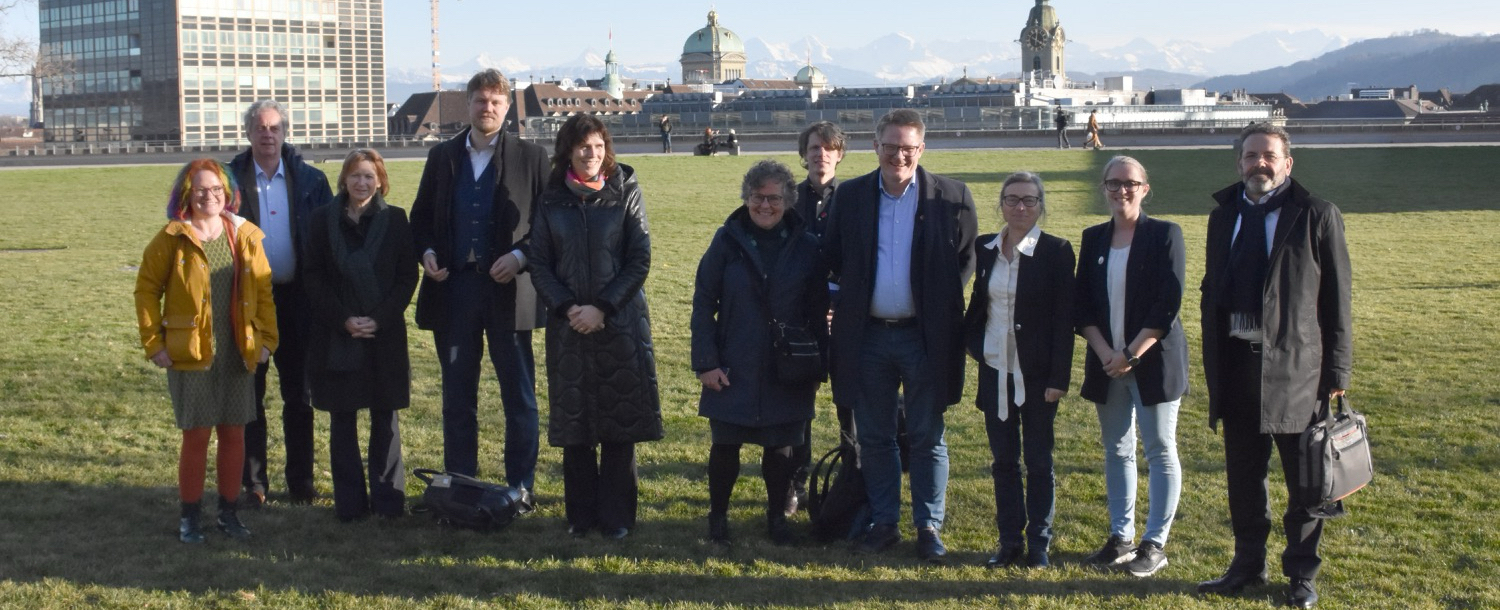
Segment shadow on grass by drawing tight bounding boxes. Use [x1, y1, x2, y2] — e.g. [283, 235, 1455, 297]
[0, 480, 1208, 605]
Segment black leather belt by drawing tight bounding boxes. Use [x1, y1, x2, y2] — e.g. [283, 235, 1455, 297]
[869, 317, 917, 328]
[1232, 337, 1263, 354]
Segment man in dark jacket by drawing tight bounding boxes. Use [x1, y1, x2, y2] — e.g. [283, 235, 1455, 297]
[409, 69, 549, 495]
[228, 99, 333, 507]
[1053, 108, 1070, 149]
[822, 109, 977, 562]
[1196, 123, 1352, 609]
[786, 121, 846, 517]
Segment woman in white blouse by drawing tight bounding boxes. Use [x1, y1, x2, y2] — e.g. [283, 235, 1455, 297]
[1073, 155, 1189, 578]
[961, 171, 1075, 569]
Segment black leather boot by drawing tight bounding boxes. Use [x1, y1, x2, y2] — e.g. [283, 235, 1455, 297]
[179, 501, 204, 544]
[217, 496, 252, 540]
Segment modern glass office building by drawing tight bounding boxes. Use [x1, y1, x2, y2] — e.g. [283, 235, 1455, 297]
[38, 0, 385, 144]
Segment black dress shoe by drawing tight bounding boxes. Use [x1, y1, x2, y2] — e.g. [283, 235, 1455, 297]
[1286, 578, 1318, 608]
[854, 523, 900, 555]
[916, 527, 946, 564]
[602, 527, 630, 540]
[1197, 569, 1269, 595]
[985, 545, 1024, 569]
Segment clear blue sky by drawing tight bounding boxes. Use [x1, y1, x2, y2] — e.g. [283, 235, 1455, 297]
[3, 0, 1496, 71]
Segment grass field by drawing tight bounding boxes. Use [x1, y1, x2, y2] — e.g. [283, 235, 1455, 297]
[1, 144, 1499, 609]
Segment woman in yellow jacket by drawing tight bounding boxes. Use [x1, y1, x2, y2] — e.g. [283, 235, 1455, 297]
[135, 158, 278, 543]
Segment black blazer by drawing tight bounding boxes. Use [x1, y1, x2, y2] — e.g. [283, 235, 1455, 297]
[961, 230, 1076, 410]
[821, 166, 977, 407]
[408, 127, 549, 332]
[1074, 213, 1189, 405]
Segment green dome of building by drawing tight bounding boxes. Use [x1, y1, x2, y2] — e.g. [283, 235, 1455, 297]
[680, 10, 747, 84]
[682, 10, 744, 56]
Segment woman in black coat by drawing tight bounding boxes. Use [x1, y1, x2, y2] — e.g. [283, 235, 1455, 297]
[691, 160, 829, 545]
[303, 148, 418, 522]
[1074, 155, 1189, 577]
[529, 114, 662, 540]
[961, 171, 1075, 569]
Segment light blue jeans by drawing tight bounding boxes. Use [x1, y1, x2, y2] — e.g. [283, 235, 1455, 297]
[1095, 374, 1181, 547]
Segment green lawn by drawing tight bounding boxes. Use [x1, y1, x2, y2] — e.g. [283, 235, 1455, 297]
[1, 145, 1498, 609]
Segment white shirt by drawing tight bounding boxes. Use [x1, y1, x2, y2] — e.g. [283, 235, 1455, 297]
[981, 225, 1040, 419]
[254, 158, 295, 284]
[1107, 245, 1131, 351]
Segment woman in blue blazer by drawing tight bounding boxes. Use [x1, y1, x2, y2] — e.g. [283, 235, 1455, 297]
[1074, 156, 1189, 577]
[961, 172, 1075, 569]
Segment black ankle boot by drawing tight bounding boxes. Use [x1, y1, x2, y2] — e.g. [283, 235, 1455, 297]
[217, 496, 252, 540]
[766, 512, 793, 546]
[179, 501, 204, 544]
[708, 512, 731, 544]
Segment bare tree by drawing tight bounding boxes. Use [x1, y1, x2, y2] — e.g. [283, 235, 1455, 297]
[0, 1, 36, 77]
[2, 1, 72, 126]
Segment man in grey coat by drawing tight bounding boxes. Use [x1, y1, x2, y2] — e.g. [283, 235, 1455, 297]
[1196, 123, 1352, 609]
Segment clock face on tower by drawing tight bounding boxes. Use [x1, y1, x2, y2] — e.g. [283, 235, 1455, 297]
[1024, 27, 1048, 49]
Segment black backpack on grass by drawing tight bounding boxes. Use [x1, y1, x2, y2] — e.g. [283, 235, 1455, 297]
[807, 434, 870, 542]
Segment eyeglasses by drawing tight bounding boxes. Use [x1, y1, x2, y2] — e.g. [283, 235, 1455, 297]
[192, 185, 225, 197]
[1002, 195, 1041, 208]
[1103, 180, 1145, 192]
[748, 194, 785, 205]
[878, 144, 921, 158]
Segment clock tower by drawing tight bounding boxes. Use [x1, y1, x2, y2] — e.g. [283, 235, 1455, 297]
[1019, 0, 1066, 82]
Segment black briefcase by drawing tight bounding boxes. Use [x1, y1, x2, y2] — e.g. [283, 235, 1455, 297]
[1298, 396, 1373, 517]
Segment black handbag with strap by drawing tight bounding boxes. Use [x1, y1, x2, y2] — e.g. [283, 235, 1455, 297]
[414, 469, 534, 531]
[1298, 396, 1373, 518]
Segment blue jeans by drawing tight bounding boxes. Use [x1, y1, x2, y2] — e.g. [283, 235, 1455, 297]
[853, 324, 948, 530]
[1095, 374, 1181, 547]
[984, 376, 1056, 550]
[434, 272, 540, 490]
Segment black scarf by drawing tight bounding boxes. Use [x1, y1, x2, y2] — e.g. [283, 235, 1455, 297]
[1223, 184, 1288, 331]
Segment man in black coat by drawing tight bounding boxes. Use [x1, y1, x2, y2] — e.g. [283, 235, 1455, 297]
[228, 99, 333, 507]
[409, 69, 549, 495]
[1196, 123, 1353, 609]
[785, 120, 846, 517]
[822, 109, 977, 562]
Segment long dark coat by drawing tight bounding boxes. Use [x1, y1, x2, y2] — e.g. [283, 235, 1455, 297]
[1201, 178, 1352, 433]
[302, 196, 418, 412]
[821, 166, 978, 407]
[529, 164, 663, 447]
[408, 127, 549, 332]
[690, 207, 829, 428]
[1074, 213, 1190, 405]
[962, 230, 1076, 411]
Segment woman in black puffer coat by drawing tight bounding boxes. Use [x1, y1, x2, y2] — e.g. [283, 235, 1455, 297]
[529, 114, 662, 540]
[690, 160, 829, 545]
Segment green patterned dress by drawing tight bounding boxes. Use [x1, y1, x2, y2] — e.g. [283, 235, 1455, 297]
[165, 234, 256, 429]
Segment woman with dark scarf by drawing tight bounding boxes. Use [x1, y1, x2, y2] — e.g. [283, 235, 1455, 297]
[530, 114, 662, 540]
[303, 148, 418, 522]
[690, 160, 828, 545]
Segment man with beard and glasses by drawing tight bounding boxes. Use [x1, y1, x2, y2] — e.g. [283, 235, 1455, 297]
[1196, 122, 1352, 609]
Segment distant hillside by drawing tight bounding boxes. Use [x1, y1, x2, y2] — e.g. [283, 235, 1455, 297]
[1194, 32, 1500, 100]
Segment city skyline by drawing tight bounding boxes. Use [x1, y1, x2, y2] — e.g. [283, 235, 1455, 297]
[3, 1, 1499, 78]
[379, 0, 1497, 75]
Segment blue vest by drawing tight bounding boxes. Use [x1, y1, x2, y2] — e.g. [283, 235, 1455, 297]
[451, 159, 498, 268]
